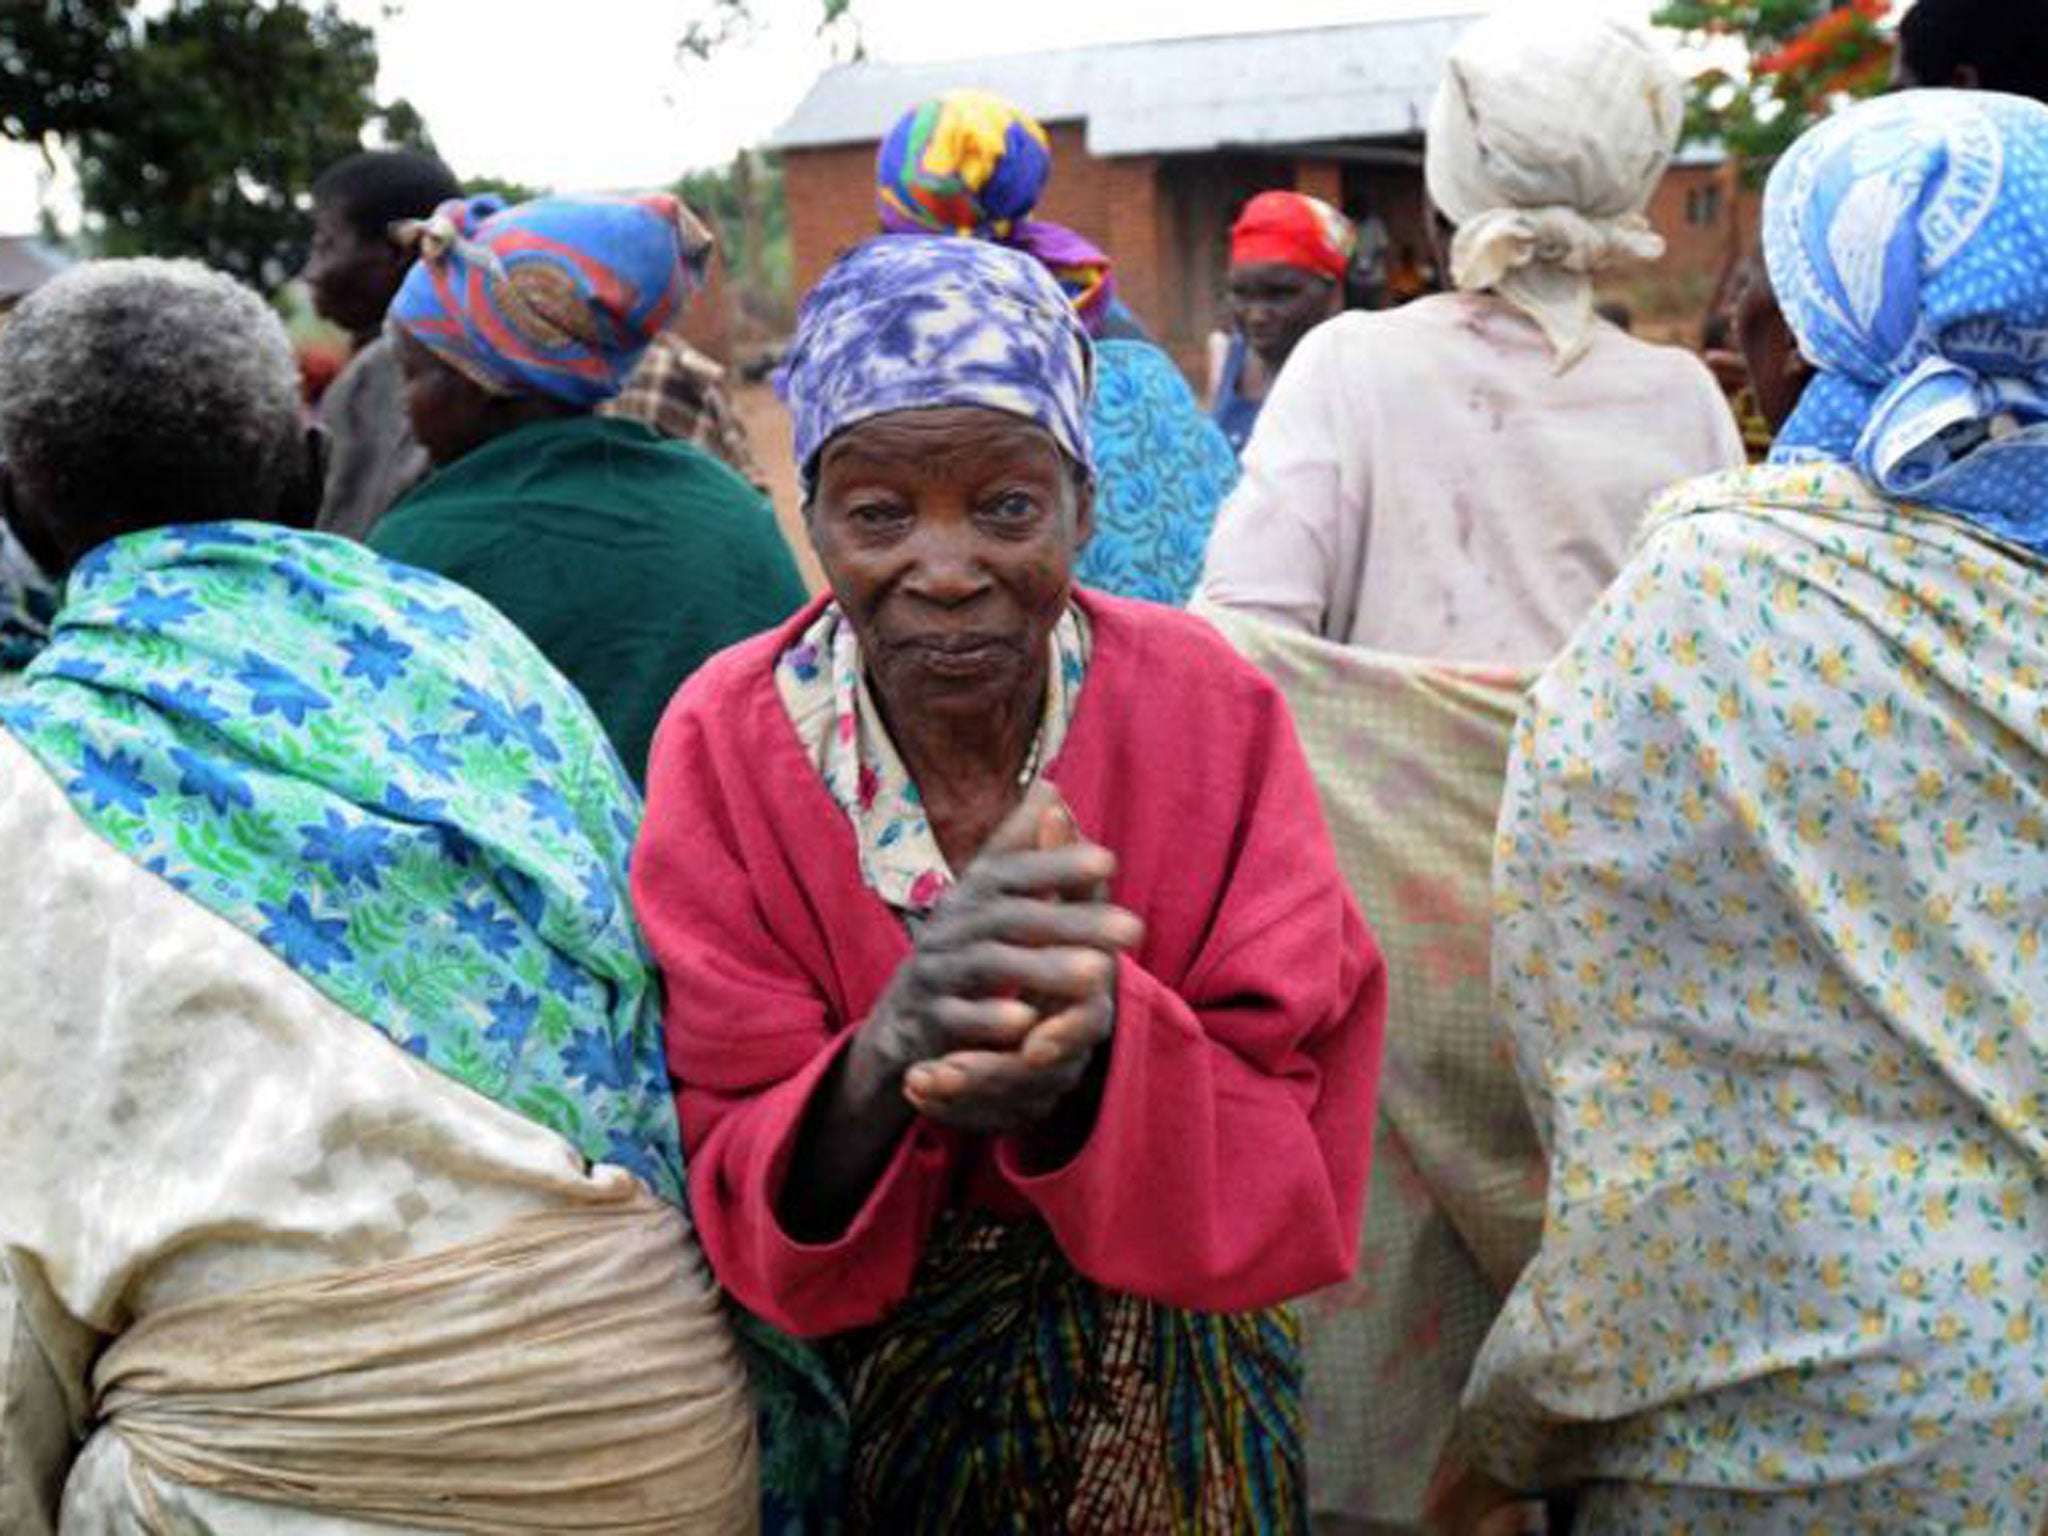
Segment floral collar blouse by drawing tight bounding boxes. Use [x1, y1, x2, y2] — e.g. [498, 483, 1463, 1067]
[775, 601, 1091, 912]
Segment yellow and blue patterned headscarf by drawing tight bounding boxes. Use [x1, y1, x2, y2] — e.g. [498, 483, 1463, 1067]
[0, 522, 685, 1200]
[878, 88, 1051, 238]
[1766, 90, 2048, 554]
[390, 192, 713, 408]
[778, 234, 1093, 487]
[877, 90, 1117, 337]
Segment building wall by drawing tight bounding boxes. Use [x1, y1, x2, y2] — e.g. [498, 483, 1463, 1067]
[1625, 161, 1762, 334]
[782, 125, 1176, 358]
[783, 134, 1749, 378]
[1645, 162, 1759, 277]
[782, 137, 1375, 376]
[783, 124, 1143, 302]
[785, 140, 889, 302]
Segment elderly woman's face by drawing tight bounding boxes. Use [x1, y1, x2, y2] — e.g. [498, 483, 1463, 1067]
[809, 406, 1089, 720]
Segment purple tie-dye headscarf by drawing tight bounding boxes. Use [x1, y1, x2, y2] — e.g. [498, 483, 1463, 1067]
[777, 235, 1094, 489]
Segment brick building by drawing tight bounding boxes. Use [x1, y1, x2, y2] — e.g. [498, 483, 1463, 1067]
[772, 16, 1755, 372]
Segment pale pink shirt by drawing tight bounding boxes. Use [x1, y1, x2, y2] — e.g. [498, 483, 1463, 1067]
[1197, 292, 1744, 666]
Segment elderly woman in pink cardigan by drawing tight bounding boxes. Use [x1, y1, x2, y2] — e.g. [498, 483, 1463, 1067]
[632, 233, 1386, 1534]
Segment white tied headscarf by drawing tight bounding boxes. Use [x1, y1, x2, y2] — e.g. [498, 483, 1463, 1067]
[1426, 15, 1684, 370]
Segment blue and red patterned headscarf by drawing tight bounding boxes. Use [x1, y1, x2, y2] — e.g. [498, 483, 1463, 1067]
[876, 90, 1116, 337]
[389, 193, 713, 408]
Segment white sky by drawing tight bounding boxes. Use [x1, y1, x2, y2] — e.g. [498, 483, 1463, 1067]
[0, 0, 1658, 234]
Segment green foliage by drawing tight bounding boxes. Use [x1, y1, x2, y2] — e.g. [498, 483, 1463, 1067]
[2, 1, 431, 292]
[0, 0, 129, 141]
[1655, 0, 1840, 45]
[677, 150, 791, 308]
[377, 96, 436, 157]
[1654, 0, 1895, 174]
[463, 173, 549, 208]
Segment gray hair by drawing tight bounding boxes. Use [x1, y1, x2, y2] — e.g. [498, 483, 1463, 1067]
[0, 257, 303, 531]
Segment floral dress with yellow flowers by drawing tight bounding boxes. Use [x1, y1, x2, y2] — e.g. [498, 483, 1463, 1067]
[1461, 464, 2048, 1534]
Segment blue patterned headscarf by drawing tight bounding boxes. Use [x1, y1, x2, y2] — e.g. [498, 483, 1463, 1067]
[390, 192, 713, 408]
[778, 235, 1093, 487]
[1766, 90, 2048, 553]
[0, 523, 685, 1201]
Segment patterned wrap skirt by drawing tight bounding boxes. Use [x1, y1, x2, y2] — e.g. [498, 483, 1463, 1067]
[830, 1211, 1306, 1534]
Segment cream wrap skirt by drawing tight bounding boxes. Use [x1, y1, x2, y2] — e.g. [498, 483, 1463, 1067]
[95, 1187, 758, 1534]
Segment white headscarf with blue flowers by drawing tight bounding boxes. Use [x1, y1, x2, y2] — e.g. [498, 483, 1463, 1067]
[1766, 90, 2048, 555]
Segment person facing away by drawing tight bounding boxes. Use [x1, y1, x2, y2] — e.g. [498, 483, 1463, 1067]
[1446, 87, 2048, 1534]
[0, 257, 756, 1533]
[1208, 190, 1354, 457]
[1896, 0, 2048, 99]
[631, 233, 1386, 1534]
[1192, 17, 1740, 1536]
[367, 191, 808, 787]
[874, 88, 1239, 605]
[301, 149, 459, 542]
[1197, 14, 1744, 669]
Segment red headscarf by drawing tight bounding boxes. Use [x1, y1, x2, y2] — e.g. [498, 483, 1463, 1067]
[1228, 191, 1356, 280]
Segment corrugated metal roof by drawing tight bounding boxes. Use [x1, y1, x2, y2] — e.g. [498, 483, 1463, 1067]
[772, 14, 1484, 157]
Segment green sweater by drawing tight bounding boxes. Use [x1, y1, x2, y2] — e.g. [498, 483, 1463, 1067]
[371, 415, 808, 785]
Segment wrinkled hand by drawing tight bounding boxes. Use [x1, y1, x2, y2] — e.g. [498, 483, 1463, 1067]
[863, 783, 1142, 1134]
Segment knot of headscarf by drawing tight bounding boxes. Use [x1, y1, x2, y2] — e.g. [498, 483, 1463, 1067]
[1765, 90, 2048, 557]
[389, 192, 713, 407]
[1425, 15, 1682, 370]
[876, 90, 1117, 337]
[776, 235, 1092, 490]
[391, 193, 498, 261]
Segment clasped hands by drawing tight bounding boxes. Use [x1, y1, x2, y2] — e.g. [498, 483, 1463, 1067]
[863, 782, 1144, 1136]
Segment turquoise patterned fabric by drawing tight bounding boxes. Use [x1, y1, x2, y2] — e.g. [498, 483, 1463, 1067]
[0, 521, 684, 1204]
[1078, 340, 1238, 605]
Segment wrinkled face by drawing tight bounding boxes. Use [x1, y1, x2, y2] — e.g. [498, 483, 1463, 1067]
[808, 407, 1090, 725]
[1227, 262, 1335, 366]
[302, 200, 407, 337]
[394, 328, 501, 467]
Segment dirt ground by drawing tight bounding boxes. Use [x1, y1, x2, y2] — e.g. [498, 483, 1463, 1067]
[734, 379, 824, 595]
